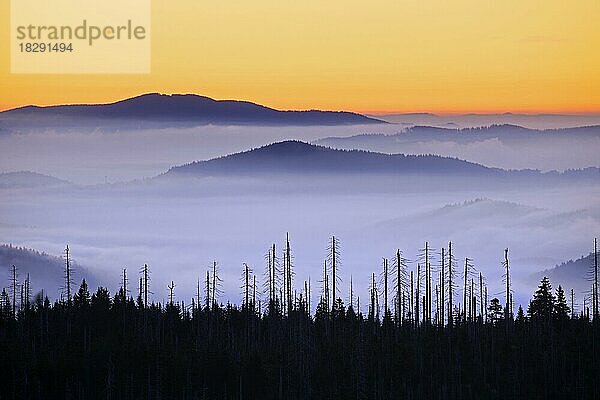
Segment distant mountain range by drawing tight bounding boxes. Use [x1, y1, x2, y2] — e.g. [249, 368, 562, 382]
[3, 94, 600, 130]
[316, 124, 600, 148]
[1, 93, 384, 127]
[371, 113, 600, 129]
[1, 142, 597, 188]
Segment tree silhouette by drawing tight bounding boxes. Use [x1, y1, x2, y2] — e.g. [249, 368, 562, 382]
[73, 279, 91, 310]
[554, 285, 570, 320]
[1, 243, 599, 399]
[528, 276, 555, 322]
[488, 297, 503, 323]
[515, 305, 526, 324]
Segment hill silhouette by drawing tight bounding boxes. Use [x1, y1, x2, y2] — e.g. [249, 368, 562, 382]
[0, 244, 93, 297]
[536, 252, 597, 294]
[371, 112, 600, 129]
[0, 171, 70, 189]
[1, 93, 384, 126]
[316, 124, 600, 147]
[164, 140, 498, 177]
[162, 141, 599, 183]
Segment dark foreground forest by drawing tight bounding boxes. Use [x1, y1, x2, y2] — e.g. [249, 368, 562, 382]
[2, 279, 599, 399]
[1, 241, 599, 400]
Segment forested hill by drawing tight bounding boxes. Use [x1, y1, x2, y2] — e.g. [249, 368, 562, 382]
[0, 171, 70, 189]
[164, 140, 499, 176]
[162, 141, 598, 182]
[0, 244, 92, 297]
[537, 252, 596, 294]
[316, 124, 600, 146]
[1, 93, 384, 126]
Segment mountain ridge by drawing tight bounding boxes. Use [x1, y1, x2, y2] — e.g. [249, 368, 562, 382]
[1, 93, 385, 126]
[534, 252, 597, 295]
[0, 244, 95, 298]
[0, 171, 70, 188]
[317, 124, 600, 143]
[163, 140, 498, 177]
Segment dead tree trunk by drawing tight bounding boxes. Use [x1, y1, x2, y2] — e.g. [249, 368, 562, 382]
[383, 258, 389, 317]
[196, 278, 201, 312]
[594, 238, 598, 318]
[484, 286, 488, 322]
[331, 236, 337, 311]
[396, 250, 402, 323]
[463, 258, 468, 322]
[268, 248, 273, 305]
[122, 268, 128, 298]
[416, 264, 421, 325]
[448, 242, 453, 326]
[212, 262, 217, 309]
[425, 242, 430, 323]
[168, 281, 175, 305]
[504, 249, 511, 320]
[441, 247, 445, 326]
[435, 284, 439, 325]
[350, 275, 354, 310]
[11, 264, 17, 318]
[253, 275, 256, 312]
[64, 245, 72, 306]
[571, 288, 575, 319]
[370, 273, 375, 320]
[144, 264, 149, 308]
[470, 278, 474, 321]
[205, 271, 211, 309]
[323, 260, 329, 313]
[479, 272, 484, 322]
[286, 234, 292, 313]
[308, 278, 311, 313]
[410, 270, 414, 324]
[244, 263, 249, 308]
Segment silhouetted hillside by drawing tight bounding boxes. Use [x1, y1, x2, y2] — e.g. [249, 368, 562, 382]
[316, 124, 600, 148]
[371, 112, 600, 129]
[164, 140, 498, 177]
[537, 253, 597, 294]
[0, 244, 91, 297]
[0, 171, 70, 189]
[379, 198, 542, 227]
[161, 141, 599, 185]
[1, 93, 384, 126]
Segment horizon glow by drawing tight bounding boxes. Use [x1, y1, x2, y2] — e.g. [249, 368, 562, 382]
[1, 0, 599, 114]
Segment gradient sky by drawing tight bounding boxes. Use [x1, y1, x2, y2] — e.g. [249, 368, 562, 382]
[1, 0, 599, 113]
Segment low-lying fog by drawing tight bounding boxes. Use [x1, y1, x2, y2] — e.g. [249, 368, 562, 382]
[0, 174, 598, 311]
[0, 123, 598, 184]
[0, 122, 598, 312]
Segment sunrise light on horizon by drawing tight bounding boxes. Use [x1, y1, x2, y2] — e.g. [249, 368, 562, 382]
[2, 0, 599, 114]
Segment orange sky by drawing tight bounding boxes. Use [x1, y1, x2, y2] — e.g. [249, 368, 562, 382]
[1, 0, 600, 113]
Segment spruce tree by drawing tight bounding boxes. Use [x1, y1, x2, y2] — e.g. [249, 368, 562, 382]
[488, 297, 503, 323]
[515, 305, 526, 324]
[554, 285, 570, 320]
[91, 287, 111, 311]
[527, 276, 555, 322]
[73, 279, 91, 310]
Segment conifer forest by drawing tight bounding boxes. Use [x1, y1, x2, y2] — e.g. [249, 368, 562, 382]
[1, 238, 599, 400]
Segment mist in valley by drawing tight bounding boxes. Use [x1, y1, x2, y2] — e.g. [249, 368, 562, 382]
[1, 169, 597, 310]
[0, 116, 598, 311]
[0, 122, 598, 184]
